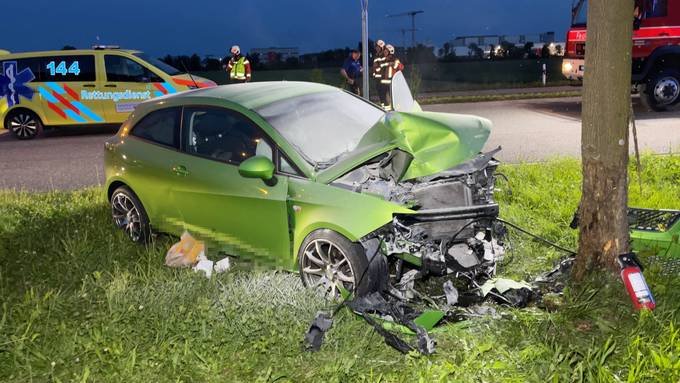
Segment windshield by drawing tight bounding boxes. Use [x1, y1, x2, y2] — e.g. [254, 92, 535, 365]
[256, 91, 385, 167]
[572, 0, 587, 25]
[134, 53, 182, 76]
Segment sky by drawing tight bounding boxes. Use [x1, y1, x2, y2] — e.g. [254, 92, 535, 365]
[1, 0, 574, 57]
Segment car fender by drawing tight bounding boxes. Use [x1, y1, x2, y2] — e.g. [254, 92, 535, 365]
[288, 177, 413, 262]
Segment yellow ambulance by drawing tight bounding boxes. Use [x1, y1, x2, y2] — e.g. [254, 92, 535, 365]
[0, 47, 216, 139]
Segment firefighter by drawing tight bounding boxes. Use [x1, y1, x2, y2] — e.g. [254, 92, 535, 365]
[225, 45, 251, 83]
[378, 44, 404, 110]
[372, 39, 387, 100]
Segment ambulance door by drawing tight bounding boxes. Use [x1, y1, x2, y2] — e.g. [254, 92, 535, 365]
[36, 54, 106, 126]
[102, 54, 169, 123]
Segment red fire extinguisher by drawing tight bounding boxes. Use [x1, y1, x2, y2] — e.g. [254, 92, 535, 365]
[618, 253, 656, 310]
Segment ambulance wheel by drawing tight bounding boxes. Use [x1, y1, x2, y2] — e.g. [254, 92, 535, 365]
[5, 109, 43, 140]
[641, 69, 680, 112]
[110, 186, 151, 244]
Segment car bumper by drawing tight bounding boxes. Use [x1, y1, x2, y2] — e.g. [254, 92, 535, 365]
[562, 58, 584, 80]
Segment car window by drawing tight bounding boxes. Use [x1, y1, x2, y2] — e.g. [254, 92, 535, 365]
[279, 154, 300, 176]
[131, 107, 180, 148]
[105, 55, 162, 83]
[182, 107, 272, 165]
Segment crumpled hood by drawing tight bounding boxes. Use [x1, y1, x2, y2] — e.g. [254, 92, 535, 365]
[317, 111, 491, 183]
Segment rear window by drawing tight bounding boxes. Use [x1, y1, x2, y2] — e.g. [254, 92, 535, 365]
[1, 55, 96, 82]
[131, 107, 181, 148]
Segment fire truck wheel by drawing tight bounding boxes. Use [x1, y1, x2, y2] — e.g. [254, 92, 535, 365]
[641, 69, 680, 112]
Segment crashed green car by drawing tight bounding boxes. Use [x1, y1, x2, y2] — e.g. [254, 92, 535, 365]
[104, 73, 504, 296]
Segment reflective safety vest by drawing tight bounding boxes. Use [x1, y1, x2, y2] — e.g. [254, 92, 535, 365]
[380, 57, 403, 84]
[372, 56, 385, 79]
[229, 56, 251, 81]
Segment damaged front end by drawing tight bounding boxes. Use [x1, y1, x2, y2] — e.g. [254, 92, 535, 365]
[333, 146, 506, 289]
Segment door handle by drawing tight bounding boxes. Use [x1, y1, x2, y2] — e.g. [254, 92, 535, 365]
[105, 84, 117, 88]
[172, 165, 189, 176]
[83, 84, 96, 88]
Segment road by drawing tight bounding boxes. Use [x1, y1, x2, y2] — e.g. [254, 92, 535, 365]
[1, 97, 678, 191]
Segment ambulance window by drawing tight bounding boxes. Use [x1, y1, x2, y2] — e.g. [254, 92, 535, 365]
[131, 107, 181, 148]
[41, 55, 96, 82]
[105, 55, 163, 83]
[0, 58, 43, 81]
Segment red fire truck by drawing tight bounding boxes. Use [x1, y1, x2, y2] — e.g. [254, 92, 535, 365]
[563, 0, 680, 111]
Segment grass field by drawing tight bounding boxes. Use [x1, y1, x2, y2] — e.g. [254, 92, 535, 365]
[196, 58, 577, 95]
[1, 155, 679, 382]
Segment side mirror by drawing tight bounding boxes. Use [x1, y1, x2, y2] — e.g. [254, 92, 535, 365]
[238, 156, 277, 185]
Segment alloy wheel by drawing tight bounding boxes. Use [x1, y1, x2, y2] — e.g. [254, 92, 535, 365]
[9, 113, 38, 139]
[111, 192, 143, 242]
[653, 77, 680, 106]
[300, 239, 356, 298]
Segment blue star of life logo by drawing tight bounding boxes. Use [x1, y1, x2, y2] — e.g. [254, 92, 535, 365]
[0, 61, 35, 107]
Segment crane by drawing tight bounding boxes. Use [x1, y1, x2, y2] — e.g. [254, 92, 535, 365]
[386, 10, 424, 47]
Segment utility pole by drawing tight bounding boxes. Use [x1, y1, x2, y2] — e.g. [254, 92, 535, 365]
[361, 0, 369, 99]
[387, 10, 424, 47]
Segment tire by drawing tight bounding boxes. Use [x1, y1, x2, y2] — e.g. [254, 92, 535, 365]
[110, 186, 151, 244]
[298, 229, 383, 298]
[641, 69, 680, 112]
[5, 109, 43, 140]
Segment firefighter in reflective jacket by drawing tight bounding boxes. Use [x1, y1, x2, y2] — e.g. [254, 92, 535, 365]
[372, 40, 387, 101]
[226, 45, 251, 83]
[379, 44, 404, 110]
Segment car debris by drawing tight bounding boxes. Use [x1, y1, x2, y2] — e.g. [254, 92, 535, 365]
[214, 257, 232, 274]
[193, 257, 214, 278]
[304, 312, 334, 352]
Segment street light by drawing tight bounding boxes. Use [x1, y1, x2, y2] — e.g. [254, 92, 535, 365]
[361, 0, 369, 98]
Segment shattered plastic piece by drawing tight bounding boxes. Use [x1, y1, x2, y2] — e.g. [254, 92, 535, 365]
[304, 312, 334, 352]
[165, 231, 205, 268]
[193, 259, 214, 278]
[479, 278, 534, 308]
[214, 257, 232, 273]
[443, 280, 459, 307]
[347, 292, 437, 355]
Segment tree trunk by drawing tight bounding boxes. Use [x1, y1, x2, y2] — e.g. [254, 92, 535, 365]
[575, 0, 634, 280]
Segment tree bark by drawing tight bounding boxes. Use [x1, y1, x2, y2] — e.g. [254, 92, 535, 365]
[575, 0, 634, 280]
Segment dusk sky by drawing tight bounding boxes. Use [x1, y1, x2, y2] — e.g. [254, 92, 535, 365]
[2, 0, 574, 57]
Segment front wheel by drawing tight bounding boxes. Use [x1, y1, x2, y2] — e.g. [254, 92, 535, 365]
[641, 70, 680, 112]
[298, 230, 379, 298]
[110, 186, 151, 244]
[5, 109, 43, 140]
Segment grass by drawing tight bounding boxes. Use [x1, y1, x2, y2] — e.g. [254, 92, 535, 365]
[1, 155, 680, 382]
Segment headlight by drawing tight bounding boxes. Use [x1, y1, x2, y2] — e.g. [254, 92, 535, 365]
[563, 62, 574, 72]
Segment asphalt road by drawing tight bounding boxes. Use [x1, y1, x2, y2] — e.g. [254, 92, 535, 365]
[1, 97, 679, 191]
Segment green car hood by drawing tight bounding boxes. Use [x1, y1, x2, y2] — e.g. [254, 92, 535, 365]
[317, 111, 491, 183]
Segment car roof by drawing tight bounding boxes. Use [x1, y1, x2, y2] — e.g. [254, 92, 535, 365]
[178, 81, 341, 110]
[0, 49, 140, 58]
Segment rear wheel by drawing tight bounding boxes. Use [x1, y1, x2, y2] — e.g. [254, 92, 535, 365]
[5, 109, 42, 140]
[641, 69, 680, 112]
[298, 229, 379, 298]
[110, 186, 150, 244]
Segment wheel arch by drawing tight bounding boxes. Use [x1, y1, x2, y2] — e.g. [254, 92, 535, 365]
[106, 180, 129, 201]
[634, 46, 680, 83]
[3, 105, 46, 130]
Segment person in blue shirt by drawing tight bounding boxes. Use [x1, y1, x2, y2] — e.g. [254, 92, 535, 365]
[341, 50, 363, 95]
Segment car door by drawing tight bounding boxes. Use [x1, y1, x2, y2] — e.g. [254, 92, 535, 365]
[36, 54, 106, 125]
[102, 54, 167, 123]
[170, 105, 291, 262]
[122, 106, 187, 232]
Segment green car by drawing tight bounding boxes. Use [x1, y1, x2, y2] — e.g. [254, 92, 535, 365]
[104, 73, 504, 296]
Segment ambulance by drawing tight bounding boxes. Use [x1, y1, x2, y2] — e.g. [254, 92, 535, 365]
[0, 47, 216, 139]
